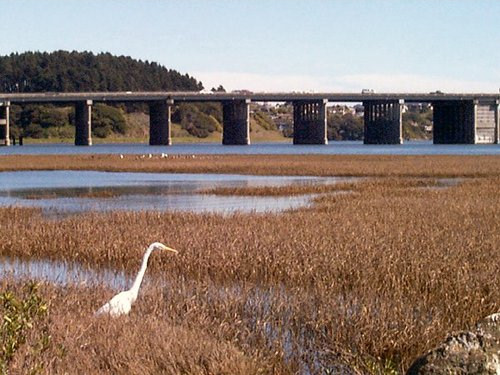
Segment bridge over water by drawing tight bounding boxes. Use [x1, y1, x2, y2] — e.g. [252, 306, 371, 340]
[1, 92, 499, 146]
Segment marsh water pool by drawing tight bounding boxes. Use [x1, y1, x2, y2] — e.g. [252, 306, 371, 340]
[0, 170, 354, 214]
[0, 256, 130, 290]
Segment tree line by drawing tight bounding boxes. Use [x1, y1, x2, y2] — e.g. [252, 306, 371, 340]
[0, 50, 216, 139]
[0, 50, 202, 93]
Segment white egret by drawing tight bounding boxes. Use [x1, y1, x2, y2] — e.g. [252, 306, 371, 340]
[95, 242, 178, 317]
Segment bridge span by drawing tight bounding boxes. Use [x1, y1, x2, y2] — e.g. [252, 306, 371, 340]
[1, 92, 499, 146]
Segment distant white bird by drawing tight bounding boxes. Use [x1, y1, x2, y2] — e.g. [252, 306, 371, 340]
[95, 242, 178, 317]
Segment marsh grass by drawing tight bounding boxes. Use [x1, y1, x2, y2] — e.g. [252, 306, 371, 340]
[0, 157, 498, 374]
[1, 278, 259, 375]
[200, 181, 358, 197]
[23, 193, 59, 200]
[200, 178, 447, 197]
[1, 154, 500, 177]
[24, 190, 119, 200]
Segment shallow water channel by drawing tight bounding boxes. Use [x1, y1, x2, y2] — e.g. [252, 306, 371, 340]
[0, 256, 131, 290]
[0, 170, 354, 215]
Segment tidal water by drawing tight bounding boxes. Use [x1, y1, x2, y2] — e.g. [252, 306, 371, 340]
[0, 256, 130, 290]
[1, 141, 499, 155]
[0, 170, 353, 215]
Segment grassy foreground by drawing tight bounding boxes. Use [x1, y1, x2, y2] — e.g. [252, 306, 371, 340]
[0, 155, 499, 374]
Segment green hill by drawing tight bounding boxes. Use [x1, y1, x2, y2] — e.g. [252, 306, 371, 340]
[0, 50, 202, 92]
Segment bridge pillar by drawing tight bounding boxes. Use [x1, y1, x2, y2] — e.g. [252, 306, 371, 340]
[496, 100, 500, 144]
[222, 99, 250, 145]
[75, 100, 93, 146]
[0, 101, 10, 146]
[363, 100, 403, 144]
[432, 100, 478, 144]
[293, 100, 328, 144]
[149, 99, 173, 145]
[475, 100, 499, 144]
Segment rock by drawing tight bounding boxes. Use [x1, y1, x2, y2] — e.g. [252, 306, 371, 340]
[407, 313, 500, 374]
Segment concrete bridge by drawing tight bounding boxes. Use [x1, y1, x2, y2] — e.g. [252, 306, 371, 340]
[0, 92, 499, 146]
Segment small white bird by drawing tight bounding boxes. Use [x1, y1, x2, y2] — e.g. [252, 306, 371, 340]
[95, 242, 178, 317]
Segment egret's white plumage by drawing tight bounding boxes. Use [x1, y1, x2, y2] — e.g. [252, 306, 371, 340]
[95, 242, 178, 317]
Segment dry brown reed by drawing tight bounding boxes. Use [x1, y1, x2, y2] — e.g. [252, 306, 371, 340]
[201, 178, 447, 196]
[1, 278, 260, 375]
[1, 154, 500, 177]
[24, 189, 119, 200]
[0, 156, 499, 373]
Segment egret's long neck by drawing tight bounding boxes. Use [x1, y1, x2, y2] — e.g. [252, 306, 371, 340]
[129, 247, 154, 300]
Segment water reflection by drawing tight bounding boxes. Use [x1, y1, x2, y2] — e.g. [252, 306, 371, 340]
[0, 256, 130, 290]
[0, 193, 317, 215]
[0, 171, 353, 215]
[0, 170, 348, 191]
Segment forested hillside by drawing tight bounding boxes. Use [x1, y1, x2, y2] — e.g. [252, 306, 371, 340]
[0, 51, 202, 92]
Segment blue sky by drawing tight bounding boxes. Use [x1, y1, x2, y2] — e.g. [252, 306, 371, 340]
[1, 0, 499, 92]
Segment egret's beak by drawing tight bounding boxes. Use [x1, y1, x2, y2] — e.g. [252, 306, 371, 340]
[158, 244, 178, 254]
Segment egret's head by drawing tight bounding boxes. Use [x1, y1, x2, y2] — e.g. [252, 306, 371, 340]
[149, 242, 178, 254]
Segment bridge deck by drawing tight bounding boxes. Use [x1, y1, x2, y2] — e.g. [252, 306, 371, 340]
[1, 92, 499, 104]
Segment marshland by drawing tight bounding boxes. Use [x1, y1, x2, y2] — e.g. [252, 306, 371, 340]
[0, 154, 499, 374]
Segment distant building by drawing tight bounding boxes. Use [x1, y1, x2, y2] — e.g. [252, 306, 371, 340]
[329, 105, 355, 115]
[406, 103, 431, 112]
[353, 104, 364, 117]
[231, 89, 253, 95]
